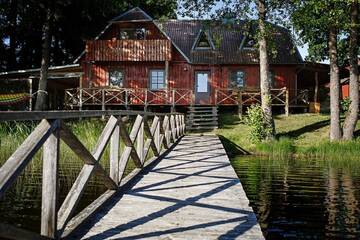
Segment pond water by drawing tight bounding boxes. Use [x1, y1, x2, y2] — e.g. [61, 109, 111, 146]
[1, 154, 360, 239]
[232, 156, 360, 239]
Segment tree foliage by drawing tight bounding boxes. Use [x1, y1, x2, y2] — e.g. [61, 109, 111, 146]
[0, 0, 177, 71]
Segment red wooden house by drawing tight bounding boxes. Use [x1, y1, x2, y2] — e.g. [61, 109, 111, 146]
[65, 7, 306, 113]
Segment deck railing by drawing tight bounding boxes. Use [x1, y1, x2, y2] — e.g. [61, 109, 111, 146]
[0, 110, 185, 239]
[215, 88, 309, 116]
[65, 88, 194, 110]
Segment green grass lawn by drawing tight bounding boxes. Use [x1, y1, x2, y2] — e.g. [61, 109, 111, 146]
[215, 113, 360, 160]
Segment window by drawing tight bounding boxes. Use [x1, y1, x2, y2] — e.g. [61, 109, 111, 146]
[193, 31, 214, 50]
[150, 69, 165, 90]
[119, 28, 145, 40]
[109, 70, 124, 87]
[240, 34, 256, 50]
[230, 70, 245, 88]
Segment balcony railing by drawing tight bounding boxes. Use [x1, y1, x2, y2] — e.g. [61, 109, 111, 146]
[85, 40, 172, 62]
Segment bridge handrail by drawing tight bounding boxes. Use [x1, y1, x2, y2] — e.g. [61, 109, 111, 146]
[0, 111, 185, 239]
[0, 110, 182, 122]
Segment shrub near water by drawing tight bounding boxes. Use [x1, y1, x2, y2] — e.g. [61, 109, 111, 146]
[244, 104, 272, 142]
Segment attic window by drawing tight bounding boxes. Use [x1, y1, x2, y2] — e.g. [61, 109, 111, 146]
[240, 34, 256, 50]
[193, 31, 214, 50]
[119, 28, 145, 40]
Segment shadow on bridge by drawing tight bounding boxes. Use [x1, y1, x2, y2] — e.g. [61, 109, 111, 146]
[69, 135, 261, 240]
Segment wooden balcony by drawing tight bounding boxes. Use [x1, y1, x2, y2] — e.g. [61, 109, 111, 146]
[85, 40, 172, 62]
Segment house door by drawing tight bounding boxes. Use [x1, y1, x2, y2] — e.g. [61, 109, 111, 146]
[195, 71, 210, 104]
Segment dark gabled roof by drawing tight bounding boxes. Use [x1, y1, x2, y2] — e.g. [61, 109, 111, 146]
[111, 7, 152, 22]
[155, 20, 303, 65]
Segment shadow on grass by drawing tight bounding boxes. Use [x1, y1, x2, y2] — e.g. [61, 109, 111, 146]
[218, 135, 250, 157]
[276, 119, 330, 139]
[218, 114, 241, 128]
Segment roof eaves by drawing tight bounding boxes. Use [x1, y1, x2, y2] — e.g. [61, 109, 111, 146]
[0, 64, 81, 76]
[110, 7, 153, 22]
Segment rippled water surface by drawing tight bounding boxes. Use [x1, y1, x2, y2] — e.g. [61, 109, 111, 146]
[232, 156, 360, 239]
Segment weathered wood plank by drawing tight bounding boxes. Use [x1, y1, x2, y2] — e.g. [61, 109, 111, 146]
[110, 125, 120, 183]
[59, 124, 117, 189]
[136, 121, 144, 164]
[0, 119, 59, 199]
[57, 116, 119, 233]
[0, 110, 176, 122]
[41, 129, 60, 239]
[71, 136, 264, 240]
[63, 138, 180, 238]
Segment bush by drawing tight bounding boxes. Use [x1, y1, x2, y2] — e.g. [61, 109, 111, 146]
[244, 104, 272, 143]
[341, 97, 351, 113]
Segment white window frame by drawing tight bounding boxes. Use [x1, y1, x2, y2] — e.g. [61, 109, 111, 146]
[149, 69, 166, 90]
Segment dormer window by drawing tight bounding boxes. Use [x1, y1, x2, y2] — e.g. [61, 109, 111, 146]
[119, 28, 145, 40]
[240, 34, 256, 50]
[193, 30, 215, 50]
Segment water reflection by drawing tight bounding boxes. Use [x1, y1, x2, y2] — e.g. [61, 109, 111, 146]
[231, 157, 360, 239]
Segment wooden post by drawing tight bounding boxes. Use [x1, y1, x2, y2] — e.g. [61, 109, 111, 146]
[314, 71, 319, 103]
[110, 125, 120, 184]
[28, 78, 32, 111]
[171, 90, 175, 113]
[41, 128, 59, 239]
[137, 120, 144, 165]
[237, 91, 243, 119]
[125, 90, 129, 110]
[79, 88, 83, 112]
[102, 89, 105, 120]
[154, 118, 160, 152]
[215, 90, 218, 106]
[285, 88, 289, 116]
[165, 60, 169, 86]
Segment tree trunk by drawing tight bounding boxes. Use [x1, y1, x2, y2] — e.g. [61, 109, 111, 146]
[34, 7, 52, 111]
[258, 0, 275, 140]
[343, 0, 359, 140]
[328, 27, 342, 140]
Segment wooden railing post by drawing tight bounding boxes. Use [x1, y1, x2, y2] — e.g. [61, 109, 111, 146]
[170, 115, 176, 142]
[285, 88, 289, 116]
[238, 91, 243, 119]
[41, 128, 60, 239]
[125, 90, 129, 110]
[182, 115, 186, 135]
[110, 124, 120, 184]
[154, 117, 160, 152]
[101, 89, 105, 119]
[215, 89, 218, 106]
[171, 90, 175, 113]
[79, 88, 83, 111]
[137, 119, 145, 164]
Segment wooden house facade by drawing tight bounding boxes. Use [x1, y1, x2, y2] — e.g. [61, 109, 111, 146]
[65, 7, 307, 112]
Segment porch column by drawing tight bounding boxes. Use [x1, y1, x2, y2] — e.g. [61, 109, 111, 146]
[314, 71, 319, 102]
[79, 75, 83, 111]
[28, 78, 32, 111]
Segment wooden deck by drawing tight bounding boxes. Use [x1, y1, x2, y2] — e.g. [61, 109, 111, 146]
[69, 135, 264, 239]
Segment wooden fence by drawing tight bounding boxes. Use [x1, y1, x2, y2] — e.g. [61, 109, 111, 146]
[0, 110, 185, 239]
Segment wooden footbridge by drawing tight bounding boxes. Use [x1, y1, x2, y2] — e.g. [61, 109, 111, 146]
[0, 110, 264, 240]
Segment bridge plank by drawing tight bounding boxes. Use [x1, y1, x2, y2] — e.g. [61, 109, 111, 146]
[69, 135, 264, 239]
